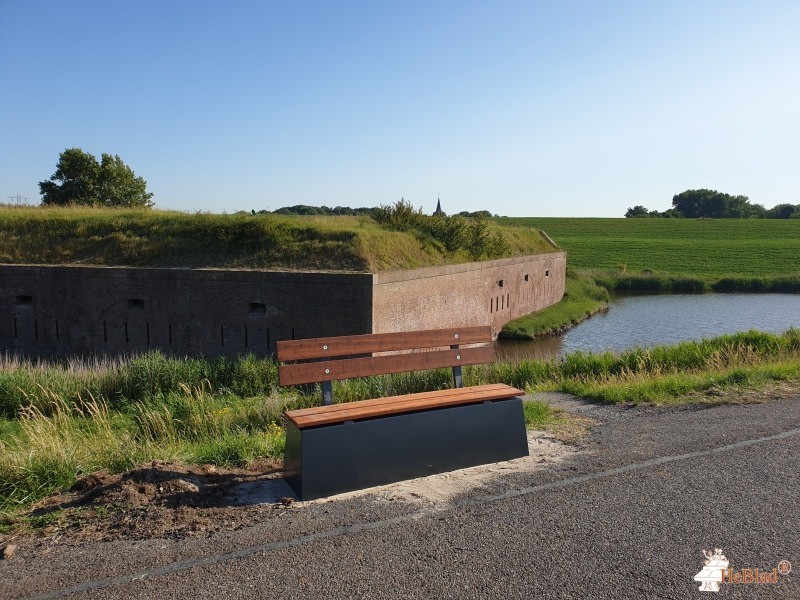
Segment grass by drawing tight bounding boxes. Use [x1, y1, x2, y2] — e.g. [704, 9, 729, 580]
[498, 217, 800, 278]
[1, 329, 798, 525]
[0, 206, 552, 272]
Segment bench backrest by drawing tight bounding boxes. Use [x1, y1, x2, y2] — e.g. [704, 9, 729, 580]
[277, 326, 495, 403]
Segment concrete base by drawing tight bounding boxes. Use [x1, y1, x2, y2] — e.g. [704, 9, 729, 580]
[283, 397, 529, 501]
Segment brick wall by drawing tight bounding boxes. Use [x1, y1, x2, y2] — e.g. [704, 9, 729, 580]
[0, 253, 565, 357]
[372, 253, 566, 339]
[0, 266, 373, 357]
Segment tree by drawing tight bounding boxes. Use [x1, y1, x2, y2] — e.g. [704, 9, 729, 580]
[671, 189, 756, 218]
[624, 205, 650, 218]
[767, 203, 798, 219]
[40, 148, 154, 207]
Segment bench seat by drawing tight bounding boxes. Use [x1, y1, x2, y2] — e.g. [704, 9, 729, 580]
[285, 383, 524, 429]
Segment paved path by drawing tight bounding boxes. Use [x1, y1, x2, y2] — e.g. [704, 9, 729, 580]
[4, 395, 799, 599]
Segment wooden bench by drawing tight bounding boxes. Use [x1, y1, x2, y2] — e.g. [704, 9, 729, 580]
[277, 326, 528, 500]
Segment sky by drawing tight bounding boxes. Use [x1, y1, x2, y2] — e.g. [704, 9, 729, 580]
[1, 1, 799, 217]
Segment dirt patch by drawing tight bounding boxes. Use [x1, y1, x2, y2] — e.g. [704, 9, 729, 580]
[15, 458, 294, 543]
[6, 429, 583, 546]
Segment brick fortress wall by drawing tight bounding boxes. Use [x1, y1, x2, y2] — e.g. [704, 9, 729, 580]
[0, 253, 565, 357]
[372, 253, 566, 338]
[1, 266, 373, 357]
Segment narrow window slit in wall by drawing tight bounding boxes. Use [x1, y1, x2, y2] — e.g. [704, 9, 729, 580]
[146, 323, 150, 345]
[524, 274, 530, 282]
[545, 269, 550, 277]
[55, 319, 59, 340]
[249, 303, 266, 315]
[489, 299, 493, 314]
[507, 293, 510, 309]
[244, 325, 249, 348]
[13, 318, 18, 339]
[220, 326, 225, 348]
[103, 321, 108, 343]
[291, 327, 295, 340]
[267, 327, 271, 348]
[501, 295, 504, 310]
[125, 321, 129, 344]
[168, 324, 173, 346]
[34, 319, 38, 339]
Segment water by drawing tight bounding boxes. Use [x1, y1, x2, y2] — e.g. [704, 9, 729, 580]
[497, 293, 800, 361]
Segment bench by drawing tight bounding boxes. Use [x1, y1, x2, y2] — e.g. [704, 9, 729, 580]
[277, 326, 529, 500]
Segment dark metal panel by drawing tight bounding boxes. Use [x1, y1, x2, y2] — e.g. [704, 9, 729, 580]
[283, 397, 528, 501]
[283, 421, 303, 499]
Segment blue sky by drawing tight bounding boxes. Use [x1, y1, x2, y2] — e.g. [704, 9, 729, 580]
[1, 1, 798, 216]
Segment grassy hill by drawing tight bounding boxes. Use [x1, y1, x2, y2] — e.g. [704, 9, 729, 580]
[0, 206, 553, 272]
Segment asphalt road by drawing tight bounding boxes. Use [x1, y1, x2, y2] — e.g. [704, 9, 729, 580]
[3, 395, 799, 599]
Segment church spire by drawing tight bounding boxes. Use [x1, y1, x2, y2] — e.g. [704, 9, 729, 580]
[433, 196, 445, 216]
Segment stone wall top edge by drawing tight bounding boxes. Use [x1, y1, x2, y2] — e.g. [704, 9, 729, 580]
[372, 252, 566, 284]
[0, 264, 374, 284]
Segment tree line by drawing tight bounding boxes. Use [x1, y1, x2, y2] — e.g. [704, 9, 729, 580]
[266, 205, 495, 219]
[626, 189, 800, 219]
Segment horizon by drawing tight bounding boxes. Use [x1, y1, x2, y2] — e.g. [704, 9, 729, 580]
[2, 1, 799, 217]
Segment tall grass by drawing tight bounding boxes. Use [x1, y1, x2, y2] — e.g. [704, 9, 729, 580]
[0, 385, 289, 513]
[0, 395, 144, 510]
[0, 351, 284, 418]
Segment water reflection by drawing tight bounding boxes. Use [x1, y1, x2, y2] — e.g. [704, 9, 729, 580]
[496, 293, 800, 361]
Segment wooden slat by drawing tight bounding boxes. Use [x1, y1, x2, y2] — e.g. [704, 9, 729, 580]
[285, 383, 523, 428]
[279, 345, 496, 386]
[277, 326, 492, 361]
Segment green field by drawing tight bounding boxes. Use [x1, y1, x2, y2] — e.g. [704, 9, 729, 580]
[499, 217, 800, 277]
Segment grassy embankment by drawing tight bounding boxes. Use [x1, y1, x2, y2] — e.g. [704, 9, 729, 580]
[0, 206, 551, 271]
[500, 218, 800, 338]
[3, 328, 800, 527]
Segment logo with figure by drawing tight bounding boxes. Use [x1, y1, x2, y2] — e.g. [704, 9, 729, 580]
[694, 548, 729, 592]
